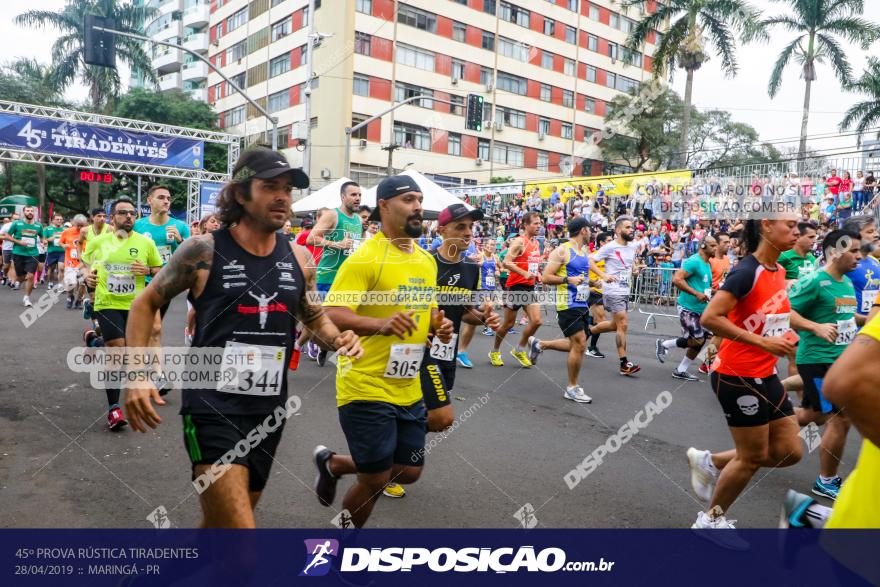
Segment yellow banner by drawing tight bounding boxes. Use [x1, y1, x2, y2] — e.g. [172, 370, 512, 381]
[524, 169, 693, 201]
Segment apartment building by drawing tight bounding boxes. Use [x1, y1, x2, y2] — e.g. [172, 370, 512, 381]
[207, 0, 665, 188]
[131, 0, 212, 101]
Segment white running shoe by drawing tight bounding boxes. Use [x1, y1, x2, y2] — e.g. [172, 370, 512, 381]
[564, 386, 592, 403]
[687, 447, 718, 503]
[23, 295, 32, 308]
[691, 511, 749, 551]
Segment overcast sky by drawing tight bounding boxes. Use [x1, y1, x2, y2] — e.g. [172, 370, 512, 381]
[2, 0, 873, 160]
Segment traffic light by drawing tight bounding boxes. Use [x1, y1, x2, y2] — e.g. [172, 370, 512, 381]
[84, 15, 116, 68]
[465, 94, 484, 131]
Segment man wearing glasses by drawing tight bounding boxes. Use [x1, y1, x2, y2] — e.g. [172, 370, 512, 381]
[82, 198, 163, 431]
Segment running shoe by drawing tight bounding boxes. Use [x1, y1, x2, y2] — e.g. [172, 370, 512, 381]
[655, 338, 667, 363]
[488, 351, 504, 366]
[47, 282, 54, 291]
[619, 362, 640, 376]
[507, 327, 518, 335]
[13, 281, 20, 290]
[83, 329, 99, 347]
[74, 300, 83, 310]
[82, 299, 93, 320]
[382, 483, 406, 498]
[65, 296, 74, 310]
[686, 447, 718, 503]
[456, 352, 474, 369]
[585, 347, 605, 359]
[510, 349, 532, 368]
[698, 362, 710, 374]
[317, 349, 329, 367]
[780, 489, 817, 528]
[23, 295, 32, 307]
[519, 317, 527, 326]
[481, 327, 494, 336]
[672, 370, 699, 381]
[307, 341, 319, 361]
[564, 387, 592, 403]
[526, 336, 543, 365]
[691, 511, 749, 551]
[107, 407, 128, 431]
[313, 445, 338, 507]
[811, 476, 842, 501]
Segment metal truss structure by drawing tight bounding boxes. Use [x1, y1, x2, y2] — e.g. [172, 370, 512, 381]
[0, 100, 240, 223]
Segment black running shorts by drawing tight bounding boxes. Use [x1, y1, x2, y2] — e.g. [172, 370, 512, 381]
[797, 363, 839, 414]
[711, 372, 793, 427]
[337, 400, 427, 473]
[12, 254, 38, 277]
[557, 307, 591, 337]
[504, 283, 538, 310]
[95, 309, 129, 342]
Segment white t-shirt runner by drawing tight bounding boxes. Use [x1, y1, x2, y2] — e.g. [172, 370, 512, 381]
[594, 240, 639, 296]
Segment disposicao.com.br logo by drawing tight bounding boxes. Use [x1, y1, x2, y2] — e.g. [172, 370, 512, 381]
[300, 543, 615, 575]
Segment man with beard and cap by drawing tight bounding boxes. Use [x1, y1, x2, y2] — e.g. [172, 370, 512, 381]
[6, 206, 44, 307]
[82, 198, 163, 431]
[587, 215, 642, 376]
[312, 175, 454, 528]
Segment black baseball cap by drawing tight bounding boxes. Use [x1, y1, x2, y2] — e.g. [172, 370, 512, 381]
[568, 216, 590, 235]
[232, 146, 310, 188]
[368, 175, 422, 221]
[438, 202, 484, 227]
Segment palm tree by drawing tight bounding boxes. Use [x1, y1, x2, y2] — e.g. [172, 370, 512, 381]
[16, 0, 157, 208]
[840, 58, 880, 147]
[762, 0, 880, 164]
[625, 0, 760, 168]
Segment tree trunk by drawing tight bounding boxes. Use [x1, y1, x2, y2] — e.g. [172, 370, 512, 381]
[3, 162, 12, 196]
[798, 75, 813, 172]
[36, 163, 46, 217]
[678, 68, 695, 169]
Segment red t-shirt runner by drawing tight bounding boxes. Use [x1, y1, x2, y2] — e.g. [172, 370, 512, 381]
[505, 237, 541, 287]
[714, 255, 791, 378]
[295, 229, 323, 265]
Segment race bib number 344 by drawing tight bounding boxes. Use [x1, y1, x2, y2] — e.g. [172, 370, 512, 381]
[217, 342, 285, 396]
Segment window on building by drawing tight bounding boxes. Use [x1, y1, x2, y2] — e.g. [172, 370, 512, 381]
[606, 72, 616, 88]
[543, 18, 555, 36]
[610, 13, 619, 29]
[540, 83, 551, 102]
[563, 58, 575, 76]
[483, 0, 496, 14]
[227, 8, 247, 32]
[227, 71, 246, 93]
[478, 139, 490, 160]
[449, 94, 464, 115]
[452, 59, 465, 80]
[496, 106, 526, 129]
[396, 44, 435, 71]
[448, 133, 462, 156]
[568, 0, 578, 10]
[302, 7, 310, 27]
[271, 0, 285, 6]
[480, 67, 492, 86]
[498, 36, 529, 61]
[561, 122, 573, 139]
[623, 48, 642, 67]
[395, 82, 434, 108]
[537, 151, 549, 171]
[538, 118, 550, 135]
[541, 52, 553, 69]
[353, 74, 370, 96]
[493, 142, 524, 166]
[584, 97, 596, 113]
[621, 17, 635, 34]
[586, 65, 597, 82]
[268, 89, 289, 113]
[565, 25, 577, 44]
[562, 89, 574, 107]
[354, 32, 371, 55]
[588, 34, 598, 51]
[271, 16, 292, 41]
[397, 4, 437, 32]
[481, 31, 495, 51]
[453, 21, 466, 42]
[496, 71, 527, 95]
[297, 43, 309, 66]
[226, 40, 247, 62]
[355, 0, 372, 14]
[608, 42, 618, 60]
[351, 114, 369, 140]
[617, 75, 639, 92]
[588, 4, 599, 19]
[499, 2, 529, 27]
[482, 101, 493, 122]
[225, 105, 245, 126]
[269, 53, 290, 77]
[394, 122, 431, 150]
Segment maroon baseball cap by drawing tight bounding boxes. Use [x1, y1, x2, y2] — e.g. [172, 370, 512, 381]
[438, 203, 484, 227]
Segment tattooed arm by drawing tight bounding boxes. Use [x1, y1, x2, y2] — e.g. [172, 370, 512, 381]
[291, 244, 363, 358]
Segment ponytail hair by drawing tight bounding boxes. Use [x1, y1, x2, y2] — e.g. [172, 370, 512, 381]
[742, 219, 762, 255]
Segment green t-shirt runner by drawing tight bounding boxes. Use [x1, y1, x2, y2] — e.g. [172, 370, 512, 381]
[133, 216, 191, 270]
[789, 269, 858, 364]
[316, 207, 363, 286]
[8, 220, 43, 256]
[677, 253, 713, 314]
[778, 249, 819, 280]
[44, 224, 65, 254]
[82, 231, 162, 311]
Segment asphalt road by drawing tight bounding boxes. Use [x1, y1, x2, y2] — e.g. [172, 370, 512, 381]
[0, 283, 861, 529]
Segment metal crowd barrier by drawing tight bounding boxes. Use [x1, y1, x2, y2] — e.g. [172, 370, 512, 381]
[630, 267, 680, 330]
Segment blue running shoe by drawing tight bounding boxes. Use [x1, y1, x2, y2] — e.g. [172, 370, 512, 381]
[481, 328, 494, 336]
[780, 489, 816, 528]
[456, 352, 474, 369]
[507, 327, 518, 335]
[811, 476, 841, 501]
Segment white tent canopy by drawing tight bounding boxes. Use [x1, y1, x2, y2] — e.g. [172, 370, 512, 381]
[291, 177, 354, 214]
[362, 170, 472, 218]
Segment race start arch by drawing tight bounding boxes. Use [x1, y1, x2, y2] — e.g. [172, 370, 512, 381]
[0, 99, 240, 223]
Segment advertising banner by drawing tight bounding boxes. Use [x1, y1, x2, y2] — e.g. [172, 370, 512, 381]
[525, 169, 693, 201]
[198, 182, 224, 218]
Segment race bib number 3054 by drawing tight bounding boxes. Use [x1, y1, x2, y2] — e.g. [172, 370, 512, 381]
[384, 344, 424, 379]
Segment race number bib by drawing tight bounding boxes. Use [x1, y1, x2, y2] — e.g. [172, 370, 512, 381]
[835, 318, 857, 346]
[761, 313, 790, 338]
[528, 262, 539, 274]
[429, 334, 458, 361]
[704, 288, 712, 300]
[71, 248, 78, 260]
[384, 344, 424, 379]
[346, 238, 361, 256]
[217, 342, 285, 396]
[107, 271, 136, 295]
[575, 283, 590, 302]
[485, 274, 495, 289]
[616, 272, 632, 289]
[157, 245, 173, 264]
[53, 237, 61, 247]
[21, 237, 35, 247]
[861, 289, 878, 313]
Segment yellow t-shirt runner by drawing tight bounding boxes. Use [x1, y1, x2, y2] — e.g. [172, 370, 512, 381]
[324, 231, 438, 407]
[826, 314, 880, 529]
[82, 231, 162, 311]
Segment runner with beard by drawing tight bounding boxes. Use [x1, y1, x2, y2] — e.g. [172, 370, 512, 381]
[588, 216, 641, 376]
[585, 231, 613, 358]
[7, 206, 44, 307]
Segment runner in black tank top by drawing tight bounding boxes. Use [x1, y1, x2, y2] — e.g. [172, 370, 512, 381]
[121, 146, 363, 528]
